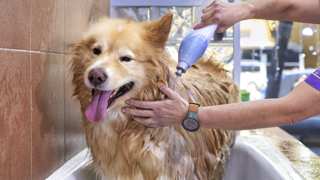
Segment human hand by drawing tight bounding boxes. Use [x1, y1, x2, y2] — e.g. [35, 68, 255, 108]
[122, 85, 188, 128]
[194, 1, 253, 32]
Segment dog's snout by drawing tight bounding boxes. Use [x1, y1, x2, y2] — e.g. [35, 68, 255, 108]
[88, 68, 108, 86]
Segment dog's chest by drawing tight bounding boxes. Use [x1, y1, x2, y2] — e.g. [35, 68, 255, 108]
[89, 125, 196, 178]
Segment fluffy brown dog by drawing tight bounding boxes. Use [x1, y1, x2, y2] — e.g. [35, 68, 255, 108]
[70, 14, 239, 180]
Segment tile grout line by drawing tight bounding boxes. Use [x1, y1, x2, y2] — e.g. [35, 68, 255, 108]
[0, 48, 66, 55]
[63, 55, 67, 163]
[29, 1, 32, 179]
[63, 0, 67, 163]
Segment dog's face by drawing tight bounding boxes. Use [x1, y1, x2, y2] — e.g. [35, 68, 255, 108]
[71, 14, 173, 123]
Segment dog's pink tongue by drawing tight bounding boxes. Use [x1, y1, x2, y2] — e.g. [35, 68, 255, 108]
[85, 90, 112, 123]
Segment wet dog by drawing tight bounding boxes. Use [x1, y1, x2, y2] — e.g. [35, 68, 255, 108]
[70, 14, 239, 180]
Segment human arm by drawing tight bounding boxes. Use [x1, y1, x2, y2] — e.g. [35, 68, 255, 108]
[198, 82, 320, 130]
[248, 0, 320, 23]
[195, 0, 320, 32]
[123, 81, 320, 130]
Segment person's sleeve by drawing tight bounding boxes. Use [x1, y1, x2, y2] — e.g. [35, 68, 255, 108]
[305, 68, 320, 91]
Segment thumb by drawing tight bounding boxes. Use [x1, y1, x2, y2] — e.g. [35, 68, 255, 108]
[159, 85, 180, 100]
[216, 26, 227, 33]
[193, 23, 206, 29]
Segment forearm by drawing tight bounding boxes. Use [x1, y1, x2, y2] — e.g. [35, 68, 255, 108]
[244, 0, 320, 23]
[198, 82, 320, 130]
[198, 98, 292, 130]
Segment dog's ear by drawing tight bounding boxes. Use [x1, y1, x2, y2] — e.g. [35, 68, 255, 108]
[143, 13, 173, 48]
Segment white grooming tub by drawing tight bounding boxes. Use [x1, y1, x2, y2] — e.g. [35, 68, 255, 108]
[47, 129, 311, 180]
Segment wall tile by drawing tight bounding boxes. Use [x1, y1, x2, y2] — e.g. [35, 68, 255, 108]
[64, 55, 86, 161]
[0, 51, 31, 180]
[31, 0, 65, 53]
[64, 0, 109, 47]
[30, 53, 65, 180]
[0, 0, 111, 178]
[0, 0, 31, 50]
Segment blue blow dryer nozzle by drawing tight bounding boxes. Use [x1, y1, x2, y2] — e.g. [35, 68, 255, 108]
[176, 24, 218, 76]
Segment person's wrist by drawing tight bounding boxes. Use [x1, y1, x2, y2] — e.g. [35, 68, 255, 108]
[179, 100, 189, 124]
[198, 107, 203, 127]
[240, 2, 255, 20]
[181, 103, 201, 132]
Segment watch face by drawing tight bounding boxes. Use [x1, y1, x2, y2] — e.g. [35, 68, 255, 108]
[182, 118, 199, 132]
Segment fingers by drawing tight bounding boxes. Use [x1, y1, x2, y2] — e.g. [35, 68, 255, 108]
[122, 106, 160, 127]
[122, 108, 154, 118]
[203, 2, 218, 14]
[126, 99, 159, 109]
[125, 85, 176, 108]
[199, 9, 220, 28]
[196, 19, 216, 30]
[201, 9, 217, 22]
[193, 23, 206, 29]
[203, 0, 223, 15]
[198, 14, 227, 33]
[159, 85, 179, 100]
[216, 26, 226, 33]
[194, 23, 226, 33]
[199, 0, 225, 29]
[207, 0, 217, 7]
[204, 0, 218, 12]
[134, 118, 160, 128]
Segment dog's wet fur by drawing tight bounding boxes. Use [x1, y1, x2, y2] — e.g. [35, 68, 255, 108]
[70, 14, 239, 180]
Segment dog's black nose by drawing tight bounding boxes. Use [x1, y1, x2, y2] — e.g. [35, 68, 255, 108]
[88, 68, 108, 86]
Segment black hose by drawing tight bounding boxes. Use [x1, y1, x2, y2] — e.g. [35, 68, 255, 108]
[266, 21, 293, 98]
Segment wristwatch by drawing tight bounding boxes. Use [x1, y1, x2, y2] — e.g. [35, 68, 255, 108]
[182, 103, 200, 132]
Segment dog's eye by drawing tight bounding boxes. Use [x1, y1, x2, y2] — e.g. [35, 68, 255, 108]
[92, 47, 102, 55]
[120, 56, 132, 62]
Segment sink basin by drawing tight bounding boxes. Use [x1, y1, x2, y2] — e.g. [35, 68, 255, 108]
[223, 136, 302, 180]
[47, 135, 303, 180]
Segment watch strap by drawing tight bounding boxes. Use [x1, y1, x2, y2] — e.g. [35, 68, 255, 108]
[188, 103, 200, 113]
[187, 111, 197, 120]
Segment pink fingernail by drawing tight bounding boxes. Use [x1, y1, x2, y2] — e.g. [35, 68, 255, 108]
[159, 85, 165, 89]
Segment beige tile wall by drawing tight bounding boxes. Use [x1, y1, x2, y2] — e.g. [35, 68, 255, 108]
[0, 0, 109, 179]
